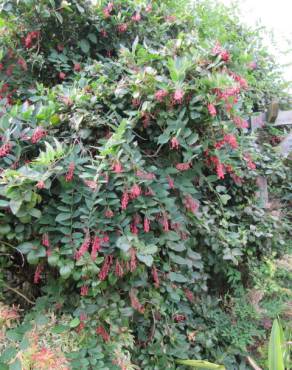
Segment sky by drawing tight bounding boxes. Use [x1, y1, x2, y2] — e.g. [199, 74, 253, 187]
[220, 0, 292, 84]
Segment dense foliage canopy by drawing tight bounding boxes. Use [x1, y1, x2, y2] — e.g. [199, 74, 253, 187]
[0, 1, 291, 369]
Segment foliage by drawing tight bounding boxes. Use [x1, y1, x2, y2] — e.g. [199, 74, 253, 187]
[0, 0, 291, 369]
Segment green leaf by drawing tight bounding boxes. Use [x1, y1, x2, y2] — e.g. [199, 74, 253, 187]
[60, 262, 74, 279]
[176, 359, 225, 369]
[268, 319, 285, 370]
[69, 318, 80, 328]
[220, 194, 231, 205]
[136, 253, 153, 267]
[80, 39, 90, 53]
[0, 224, 11, 234]
[9, 200, 22, 215]
[116, 236, 131, 252]
[17, 242, 34, 254]
[169, 272, 188, 283]
[55, 213, 71, 222]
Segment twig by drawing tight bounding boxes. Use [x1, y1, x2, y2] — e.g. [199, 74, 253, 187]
[3, 283, 35, 305]
[246, 356, 263, 370]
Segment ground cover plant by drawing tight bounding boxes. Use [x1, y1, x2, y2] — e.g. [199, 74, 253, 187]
[0, 0, 291, 369]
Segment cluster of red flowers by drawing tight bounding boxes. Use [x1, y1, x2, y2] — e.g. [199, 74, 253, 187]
[176, 162, 191, 171]
[132, 12, 141, 22]
[130, 184, 141, 199]
[31, 127, 47, 144]
[121, 190, 129, 209]
[129, 289, 145, 314]
[91, 236, 101, 260]
[136, 170, 156, 180]
[65, 162, 75, 182]
[144, 216, 150, 233]
[112, 160, 123, 173]
[170, 137, 179, 150]
[207, 103, 217, 117]
[117, 23, 128, 33]
[103, 2, 114, 18]
[154, 89, 168, 102]
[99, 254, 114, 280]
[243, 153, 256, 170]
[115, 259, 124, 277]
[215, 134, 238, 150]
[80, 285, 89, 296]
[212, 41, 230, 62]
[183, 195, 200, 214]
[75, 236, 91, 260]
[42, 233, 50, 247]
[172, 89, 184, 104]
[0, 142, 12, 157]
[96, 325, 110, 342]
[34, 264, 44, 284]
[24, 30, 40, 49]
[233, 116, 249, 129]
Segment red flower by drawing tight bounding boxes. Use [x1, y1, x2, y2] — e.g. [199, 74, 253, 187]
[98, 255, 113, 280]
[112, 161, 123, 173]
[36, 180, 45, 189]
[216, 162, 225, 179]
[74, 63, 81, 72]
[130, 248, 137, 272]
[84, 180, 98, 190]
[183, 195, 200, 214]
[34, 264, 43, 284]
[207, 103, 217, 117]
[220, 50, 230, 62]
[170, 137, 179, 150]
[115, 259, 124, 277]
[80, 285, 89, 296]
[65, 162, 75, 182]
[167, 176, 175, 189]
[144, 217, 150, 232]
[136, 170, 155, 180]
[162, 213, 169, 232]
[42, 233, 50, 247]
[0, 142, 12, 157]
[172, 89, 184, 104]
[152, 265, 159, 288]
[130, 184, 141, 199]
[75, 236, 91, 260]
[31, 127, 47, 144]
[100, 29, 108, 38]
[248, 61, 257, 70]
[105, 208, 114, 218]
[117, 23, 128, 33]
[244, 153, 256, 170]
[233, 116, 249, 129]
[17, 58, 27, 71]
[129, 289, 145, 314]
[121, 190, 129, 210]
[154, 89, 168, 102]
[173, 314, 186, 322]
[96, 325, 110, 342]
[91, 236, 101, 260]
[132, 12, 141, 22]
[223, 134, 238, 149]
[176, 162, 190, 171]
[212, 41, 222, 55]
[0, 63, 3, 71]
[146, 4, 152, 12]
[59, 72, 66, 80]
[184, 288, 194, 302]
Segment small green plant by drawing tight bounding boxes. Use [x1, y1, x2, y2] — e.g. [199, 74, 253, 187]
[177, 359, 225, 369]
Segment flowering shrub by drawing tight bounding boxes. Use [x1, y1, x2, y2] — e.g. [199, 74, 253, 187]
[0, 0, 291, 369]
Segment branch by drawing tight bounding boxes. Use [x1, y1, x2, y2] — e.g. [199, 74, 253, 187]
[3, 283, 35, 305]
[246, 356, 263, 370]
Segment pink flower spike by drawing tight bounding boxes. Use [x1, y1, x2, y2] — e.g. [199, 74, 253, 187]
[170, 137, 179, 150]
[173, 89, 184, 104]
[207, 103, 217, 117]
